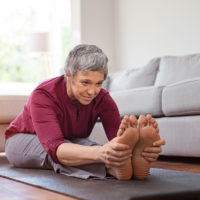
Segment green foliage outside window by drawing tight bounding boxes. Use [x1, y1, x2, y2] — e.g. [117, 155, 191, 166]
[0, 37, 32, 82]
[0, 27, 71, 83]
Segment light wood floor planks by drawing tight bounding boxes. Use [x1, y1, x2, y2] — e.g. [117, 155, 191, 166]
[151, 156, 200, 173]
[0, 176, 78, 200]
[1, 155, 200, 199]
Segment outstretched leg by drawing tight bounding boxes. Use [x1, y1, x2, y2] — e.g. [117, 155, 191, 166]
[107, 115, 139, 180]
[132, 114, 160, 180]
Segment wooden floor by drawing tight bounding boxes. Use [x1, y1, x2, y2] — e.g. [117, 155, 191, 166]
[1, 156, 200, 200]
[0, 177, 77, 200]
[151, 156, 200, 173]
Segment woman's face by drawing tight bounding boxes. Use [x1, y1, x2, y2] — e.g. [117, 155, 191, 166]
[66, 70, 104, 105]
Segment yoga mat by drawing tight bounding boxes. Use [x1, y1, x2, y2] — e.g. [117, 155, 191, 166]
[0, 156, 200, 200]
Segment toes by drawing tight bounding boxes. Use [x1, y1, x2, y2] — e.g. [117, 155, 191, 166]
[119, 121, 126, 131]
[153, 122, 158, 129]
[155, 127, 159, 134]
[138, 114, 147, 128]
[146, 114, 152, 121]
[150, 118, 158, 128]
[147, 115, 158, 129]
[123, 115, 130, 128]
[149, 117, 155, 124]
[139, 114, 159, 133]
[146, 114, 154, 126]
[117, 129, 123, 137]
[150, 118, 159, 131]
[122, 115, 128, 123]
[130, 115, 137, 128]
[118, 115, 130, 136]
[123, 115, 129, 121]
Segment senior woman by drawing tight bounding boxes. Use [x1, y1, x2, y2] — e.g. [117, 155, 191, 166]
[5, 44, 165, 180]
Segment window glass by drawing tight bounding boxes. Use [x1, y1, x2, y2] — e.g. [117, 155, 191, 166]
[0, 0, 71, 83]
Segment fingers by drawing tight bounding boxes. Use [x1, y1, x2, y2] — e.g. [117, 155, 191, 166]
[153, 138, 166, 146]
[104, 143, 132, 161]
[143, 157, 158, 162]
[141, 145, 162, 163]
[105, 154, 132, 167]
[104, 151, 131, 167]
[143, 146, 162, 154]
[102, 140, 132, 167]
[111, 138, 130, 151]
[107, 148, 132, 161]
[142, 152, 159, 161]
[106, 158, 130, 168]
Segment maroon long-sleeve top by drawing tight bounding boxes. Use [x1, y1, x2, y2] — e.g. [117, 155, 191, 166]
[5, 75, 121, 163]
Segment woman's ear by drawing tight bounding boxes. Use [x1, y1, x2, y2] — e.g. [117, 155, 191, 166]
[65, 72, 70, 78]
[65, 73, 73, 82]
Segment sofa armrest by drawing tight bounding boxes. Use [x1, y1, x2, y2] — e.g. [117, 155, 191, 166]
[0, 95, 29, 123]
[0, 94, 29, 152]
[0, 124, 9, 152]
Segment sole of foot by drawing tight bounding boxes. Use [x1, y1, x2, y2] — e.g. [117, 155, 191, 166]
[132, 114, 160, 180]
[111, 115, 139, 180]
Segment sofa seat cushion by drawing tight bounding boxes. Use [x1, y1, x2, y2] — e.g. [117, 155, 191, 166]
[155, 54, 200, 86]
[162, 77, 200, 117]
[110, 86, 164, 117]
[157, 116, 200, 157]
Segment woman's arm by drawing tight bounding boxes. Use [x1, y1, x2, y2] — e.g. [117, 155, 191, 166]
[30, 90, 65, 163]
[56, 137, 132, 167]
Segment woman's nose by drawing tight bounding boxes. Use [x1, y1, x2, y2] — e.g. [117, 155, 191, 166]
[87, 86, 97, 95]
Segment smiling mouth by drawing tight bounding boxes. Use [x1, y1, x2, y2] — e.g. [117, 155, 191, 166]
[82, 96, 93, 101]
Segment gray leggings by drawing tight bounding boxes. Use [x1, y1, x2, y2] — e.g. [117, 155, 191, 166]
[5, 133, 107, 179]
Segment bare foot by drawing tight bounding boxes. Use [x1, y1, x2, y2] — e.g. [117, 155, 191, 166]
[107, 115, 139, 180]
[132, 114, 160, 180]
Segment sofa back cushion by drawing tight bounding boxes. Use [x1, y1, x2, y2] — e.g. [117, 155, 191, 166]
[155, 54, 200, 86]
[108, 57, 160, 92]
[110, 85, 164, 117]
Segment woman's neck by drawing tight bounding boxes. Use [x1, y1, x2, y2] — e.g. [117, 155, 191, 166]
[66, 80, 79, 106]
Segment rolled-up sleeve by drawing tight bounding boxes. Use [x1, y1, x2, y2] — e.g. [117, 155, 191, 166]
[30, 89, 65, 163]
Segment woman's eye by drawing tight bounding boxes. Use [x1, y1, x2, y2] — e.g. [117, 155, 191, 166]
[97, 82, 103, 86]
[82, 81, 89, 85]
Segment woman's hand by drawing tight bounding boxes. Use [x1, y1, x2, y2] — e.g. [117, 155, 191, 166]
[141, 138, 166, 162]
[100, 138, 132, 168]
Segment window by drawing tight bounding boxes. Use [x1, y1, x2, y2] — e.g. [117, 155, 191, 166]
[0, 0, 71, 84]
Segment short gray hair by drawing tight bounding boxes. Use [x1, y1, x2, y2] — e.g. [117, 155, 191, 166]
[64, 44, 108, 79]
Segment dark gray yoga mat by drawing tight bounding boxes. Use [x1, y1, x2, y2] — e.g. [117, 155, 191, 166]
[0, 156, 200, 200]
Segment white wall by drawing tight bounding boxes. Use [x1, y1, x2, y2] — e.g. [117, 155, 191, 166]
[115, 0, 200, 70]
[72, 0, 200, 72]
[70, 0, 81, 47]
[80, 0, 116, 72]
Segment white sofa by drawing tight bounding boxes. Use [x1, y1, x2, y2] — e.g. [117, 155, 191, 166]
[90, 54, 200, 158]
[1, 54, 200, 159]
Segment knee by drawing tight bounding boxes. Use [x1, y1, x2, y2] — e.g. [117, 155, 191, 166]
[5, 138, 23, 167]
